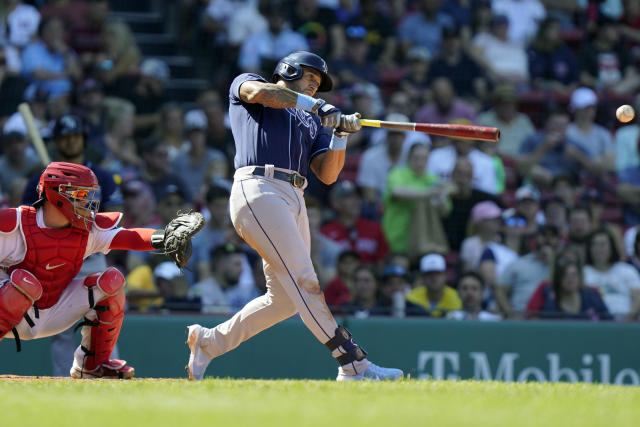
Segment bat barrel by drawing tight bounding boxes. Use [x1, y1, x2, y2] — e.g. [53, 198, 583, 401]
[414, 123, 500, 142]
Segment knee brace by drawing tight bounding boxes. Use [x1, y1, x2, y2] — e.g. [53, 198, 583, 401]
[324, 326, 367, 366]
[0, 269, 43, 351]
[83, 267, 125, 308]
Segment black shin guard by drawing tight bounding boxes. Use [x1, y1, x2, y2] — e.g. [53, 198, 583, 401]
[324, 326, 367, 366]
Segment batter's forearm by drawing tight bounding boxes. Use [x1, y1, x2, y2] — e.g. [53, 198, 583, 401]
[239, 81, 298, 108]
[311, 149, 345, 185]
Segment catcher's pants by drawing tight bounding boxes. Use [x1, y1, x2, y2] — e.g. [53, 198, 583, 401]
[197, 166, 338, 358]
[4, 266, 116, 370]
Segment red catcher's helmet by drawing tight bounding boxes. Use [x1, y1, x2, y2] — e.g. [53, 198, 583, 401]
[37, 162, 100, 230]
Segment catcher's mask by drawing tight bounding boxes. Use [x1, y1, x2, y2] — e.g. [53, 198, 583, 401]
[272, 51, 333, 92]
[37, 162, 100, 231]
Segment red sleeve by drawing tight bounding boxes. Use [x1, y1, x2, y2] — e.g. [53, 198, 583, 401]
[525, 280, 548, 316]
[109, 228, 156, 251]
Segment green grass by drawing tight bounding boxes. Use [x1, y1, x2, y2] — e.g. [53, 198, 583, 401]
[1, 378, 639, 427]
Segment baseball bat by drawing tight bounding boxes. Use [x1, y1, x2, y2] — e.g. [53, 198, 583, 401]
[359, 119, 500, 142]
[18, 102, 51, 166]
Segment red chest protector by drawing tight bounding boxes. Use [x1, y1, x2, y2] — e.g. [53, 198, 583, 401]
[9, 206, 88, 309]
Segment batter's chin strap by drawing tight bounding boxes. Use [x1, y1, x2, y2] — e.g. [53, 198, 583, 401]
[324, 326, 367, 366]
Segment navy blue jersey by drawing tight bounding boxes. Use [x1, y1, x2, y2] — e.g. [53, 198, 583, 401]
[229, 73, 330, 177]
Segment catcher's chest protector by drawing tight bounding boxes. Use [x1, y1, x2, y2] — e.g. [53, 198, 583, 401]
[9, 207, 88, 309]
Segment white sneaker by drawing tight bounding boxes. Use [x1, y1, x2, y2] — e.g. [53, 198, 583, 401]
[336, 362, 404, 381]
[185, 324, 212, 380]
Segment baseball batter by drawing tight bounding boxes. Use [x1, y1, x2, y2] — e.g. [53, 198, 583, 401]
[0, 162, 203, 378]
[186, 51, 403, 381]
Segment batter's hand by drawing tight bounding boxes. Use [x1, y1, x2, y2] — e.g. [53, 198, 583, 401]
[311, 98, 342, 128]
[335, 113, 362, 134]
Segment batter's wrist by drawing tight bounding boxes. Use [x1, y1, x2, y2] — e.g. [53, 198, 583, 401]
[296, 93, 318, 112]
[329, 132, 348, 150]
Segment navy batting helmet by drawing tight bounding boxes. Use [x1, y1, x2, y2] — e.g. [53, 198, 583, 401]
[52, 114, 84, 139]
[272, 51, 333, 92]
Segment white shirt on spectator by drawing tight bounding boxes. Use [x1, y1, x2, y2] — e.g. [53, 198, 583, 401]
[584, 262, 640, 316]
[205, 0, 267, 46]
[189, 276, 258, 314]
[491, 0, 546, 46]
[566, 122, 614, 160]
[427, 145, 498, 194]
[0, 3, 40, 48]
[472, 32, 529, 83]
[357, 144, 400, 198]
[238, 27, 308, 71]
[614, 124, 640, 173]
[447, 310, 501, 321]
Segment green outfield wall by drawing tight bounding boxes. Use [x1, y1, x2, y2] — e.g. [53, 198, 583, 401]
[2, 315, 639, 385]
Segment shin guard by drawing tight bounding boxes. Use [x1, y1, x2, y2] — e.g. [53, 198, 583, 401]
[324, 326, 367, 366]
[0, 269, 42, 340]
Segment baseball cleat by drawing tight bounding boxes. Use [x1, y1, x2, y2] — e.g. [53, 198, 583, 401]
[186, 324, 212, 380]
[70, 359, 135, 379]
[336, 362, 403, 381]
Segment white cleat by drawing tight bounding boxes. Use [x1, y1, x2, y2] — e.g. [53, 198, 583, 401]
[185, 324, 212, 380]
[336, 362, 404, 381]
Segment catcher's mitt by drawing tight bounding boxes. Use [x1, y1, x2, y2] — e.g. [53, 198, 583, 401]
[151, 211, 206, 268]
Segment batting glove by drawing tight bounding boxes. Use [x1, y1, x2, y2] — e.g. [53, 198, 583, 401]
[312, 98, 342, 128]
[335, 113, 362, 135]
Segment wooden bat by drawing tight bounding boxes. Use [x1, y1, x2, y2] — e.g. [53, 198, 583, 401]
[18, 102, 51, 166]
[359, 119, 500, 142]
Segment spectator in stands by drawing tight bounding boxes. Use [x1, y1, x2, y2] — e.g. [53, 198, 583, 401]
[583, 228, 640, 320]
[398, 47, 431, 106]
[406, 253, 462, 317]
[96, 19, 140, 88]
[427, 25, 488, 103]
[551, 173, 578, 209]
[470, 14, 529, 86]
[502, 185, 542, 253]
[344, 0, 398, 68]
[566, 203, 594, 263]
[189, 244, 260, 314]
[120, 178, 160, 229]
[322, 180, 389, 265]
[306, 196, 342, 286]
[68, 0, 109, 70]
[237, 2, 308, 73]
[441, 158, 501, 251]
[100, 96, 141, 174]
[3, 83, 49, 138]
[337, 265, 381, 317]
[383, 143, 452, 254]
[378, 263, 412, 317]
[526, 249, 612, 320]
[475, 226, 518, 311]
[1, 0, 40, 65]
[477, 83, 535, 158]
[324, 250, 360, 308]
[0, 131, 41, 196]
[492, 0, 546, 46]
[578, 16, 640, 95]
[0, 44, 29, 119]
[153, 102, 186, 161]
[21, 16, 81, 100]
[289, 0, 338, 59]
[627, 230, 640, 275]
[541, 195, 568, 239]
[526, 16, 579, 95]
[357, 113, 411, 207]
[495, 224, 558, 318]
[518, 107, 579, 187]
[619, 0, 640, 62]
[172, 109, 227, 204]
[614, 94, 640, 175]
[196, 88, 233, 157]
[396, 0, 455, 57]
[414, 77, 477, 137]
[126, 261, 193, 313]
[138, 138, 192, 206]
[565, 87, 615, 179]
[427, 136, 498, 195]
[581, 188, 625, 259]
[192, 184, 231, 280]
[331, 25, 380, 88]
[74, 78, 107, 163]
[460, 200, 504, 272]
[447, 271, 501, 321]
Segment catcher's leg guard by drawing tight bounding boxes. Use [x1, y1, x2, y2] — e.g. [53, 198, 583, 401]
[0, 270, 43, 350]
[72, 268, 133, 379]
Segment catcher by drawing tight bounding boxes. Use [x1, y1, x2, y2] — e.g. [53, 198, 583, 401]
[0, 162, 204, 378]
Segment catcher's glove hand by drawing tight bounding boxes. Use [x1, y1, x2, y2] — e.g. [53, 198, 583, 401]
[151, 211, 206, 268]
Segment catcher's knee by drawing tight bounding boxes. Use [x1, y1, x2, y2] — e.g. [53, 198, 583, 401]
[0, 269, 43, 338]
[83, 267, 125, 308]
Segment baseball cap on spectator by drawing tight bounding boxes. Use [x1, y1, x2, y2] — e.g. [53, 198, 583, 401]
[471, 201, 502, 223]
[157, 183, 186, 201]
[78, 78, 102, 94]
[23, 83, 49, 103]
[569, 87, 597, 110]
[346, 25, 367, 40]
[419, 253, 446, 273]
[184, 109, 208, 132]
[407, 46, 431, 62]
[382, 264, 407, 279]
[515, 186, 540, 202]
[121, 179, 151, 198]
[154, 261, 182, 281]
[141, 58, 170, 84]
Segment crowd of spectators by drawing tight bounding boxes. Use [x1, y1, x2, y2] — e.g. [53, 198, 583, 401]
[2, 0, 640, 322]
